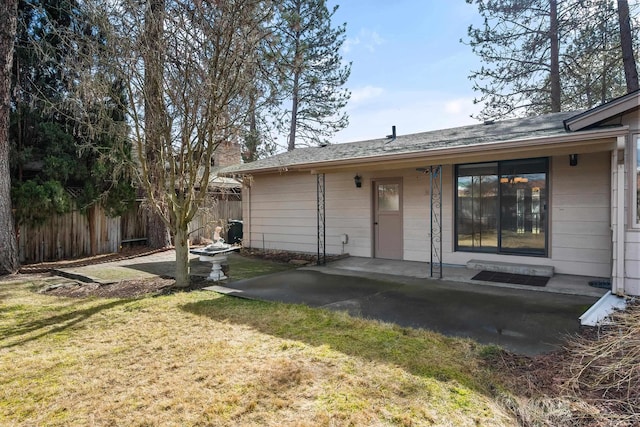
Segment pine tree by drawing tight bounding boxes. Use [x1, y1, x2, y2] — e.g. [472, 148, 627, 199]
[465, 0, 639, 119]
[465, 0, 565, 119]
[558, 0, 627, 110]
[275, 0, 351, 151]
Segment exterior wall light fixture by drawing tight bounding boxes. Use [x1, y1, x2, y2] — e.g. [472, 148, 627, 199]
[569, 154, 578, 166]
[354, 174, 362, 188]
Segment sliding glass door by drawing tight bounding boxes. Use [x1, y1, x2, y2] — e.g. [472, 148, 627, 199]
[456, 158, 548, 256]
[456, 163, 498, 252]
[499, 159, 547, 254]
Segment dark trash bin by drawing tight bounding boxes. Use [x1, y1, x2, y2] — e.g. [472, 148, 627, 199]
[227, 220, 243, 244]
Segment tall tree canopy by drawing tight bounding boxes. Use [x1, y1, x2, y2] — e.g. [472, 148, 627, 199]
[465, 0, 639, 120]
[9, 0, 135, 255]
[274, 0, 351, 151]
[239, 14, 281, 163]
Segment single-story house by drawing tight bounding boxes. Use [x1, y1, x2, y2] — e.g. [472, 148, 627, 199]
[222, 90, 640, 298]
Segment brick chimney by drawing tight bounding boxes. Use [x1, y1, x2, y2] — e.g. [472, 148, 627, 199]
[213, 141, 242, 168]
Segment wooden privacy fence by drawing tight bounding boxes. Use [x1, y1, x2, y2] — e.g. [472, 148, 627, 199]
[189, 199, 243, 243]
[18, 207, 121, 263]
[18, 198, 242, 263]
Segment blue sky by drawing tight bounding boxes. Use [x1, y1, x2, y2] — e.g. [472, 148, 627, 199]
[328, 1, 485, 143]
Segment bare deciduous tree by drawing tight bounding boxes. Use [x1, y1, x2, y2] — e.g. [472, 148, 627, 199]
[97, 0, 273, 287]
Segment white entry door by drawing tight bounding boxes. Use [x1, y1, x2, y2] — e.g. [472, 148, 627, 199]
[374, 179, 403, 260]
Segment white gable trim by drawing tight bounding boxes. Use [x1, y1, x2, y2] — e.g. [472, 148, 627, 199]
[564, 90, 640, 131]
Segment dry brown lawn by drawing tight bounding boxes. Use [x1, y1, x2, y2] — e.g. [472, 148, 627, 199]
[0, 274, 514, 426]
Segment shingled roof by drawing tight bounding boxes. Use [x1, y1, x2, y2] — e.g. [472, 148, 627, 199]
[221, 111, 587, 175]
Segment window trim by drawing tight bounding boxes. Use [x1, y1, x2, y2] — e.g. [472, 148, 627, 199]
[632, 134, 640, 228]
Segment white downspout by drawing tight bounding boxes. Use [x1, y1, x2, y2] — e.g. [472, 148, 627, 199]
[612, 136, 626, 296]
[246, 182, 252, 249]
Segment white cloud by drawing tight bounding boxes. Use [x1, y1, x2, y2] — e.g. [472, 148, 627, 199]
[362, 30, 383, 52]
[333, 92, 483, 143]
[444, 98, 471, 115]
[342, 29, 384, 54]
[349, 85, 384, 104]
[342, 37, 360, 54]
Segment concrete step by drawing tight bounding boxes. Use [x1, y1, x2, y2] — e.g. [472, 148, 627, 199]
[466, 259, 554, 277]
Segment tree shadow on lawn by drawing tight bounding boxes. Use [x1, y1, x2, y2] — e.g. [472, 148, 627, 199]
[122, 255, 294, 283]
[113, 258, 214, 279]
[181, 296, 498, 394]
[1, 299, 131, 349]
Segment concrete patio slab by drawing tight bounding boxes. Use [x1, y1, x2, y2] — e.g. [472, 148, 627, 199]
[220, 267, 597, 356]
[52, 250, 603, 355]
[324, 257, 608, 298]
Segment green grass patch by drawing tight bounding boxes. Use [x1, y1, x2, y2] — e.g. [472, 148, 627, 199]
[225, 253, 295, 281]
[183, 297, 487, 391]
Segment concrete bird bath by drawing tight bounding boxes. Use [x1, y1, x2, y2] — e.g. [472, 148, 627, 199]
[189, 226, 240, 281]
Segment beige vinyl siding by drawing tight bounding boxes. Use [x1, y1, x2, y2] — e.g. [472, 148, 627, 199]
[360, 167, 452, 263]
[325, 173, 372, 256]
[550, 151, 611, 276]
[401, 165, 455, 262]
[243, 153, 611, 277]
[243, 169, 438, 259]
[441, 165, 456, 256]
[244, 172, 317, 253]
[400, 171, 429, 262]
[243, 171, 376, 256]
[624, 233, 640, 295]
[624, 229, 640, 295]
[623, 116, 640, 295]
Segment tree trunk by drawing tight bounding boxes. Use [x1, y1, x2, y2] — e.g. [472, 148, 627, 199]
[174, 225, 190, 288]
[144, 0, 170, 249]
[245, 95, 259, 162]
[287, 71, 300, 152]
[287, 0, 303, 152]
[87, 204, 98, 256]
[147, 212, 169, 249]
[549, 0, 561, 112]
[618, 0, 639, 92]
[0, 0, 19, 275]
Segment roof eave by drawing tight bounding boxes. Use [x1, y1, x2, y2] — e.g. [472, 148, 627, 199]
[222, 126, 627, 176]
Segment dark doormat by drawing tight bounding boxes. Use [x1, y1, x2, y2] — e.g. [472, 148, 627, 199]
[589, 280, 611, 290]
[471, 270, 549, 287]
